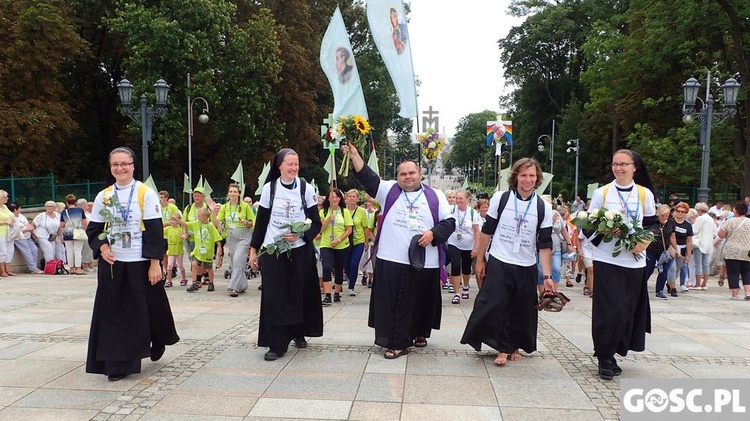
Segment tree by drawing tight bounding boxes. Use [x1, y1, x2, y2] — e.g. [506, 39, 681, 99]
[0, 0, 87, 176]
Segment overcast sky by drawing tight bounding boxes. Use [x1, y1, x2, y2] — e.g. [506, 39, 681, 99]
[407, 0, 526, 137]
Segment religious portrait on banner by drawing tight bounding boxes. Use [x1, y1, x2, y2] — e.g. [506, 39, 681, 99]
[336, 46, 354, 85]
[389, 7, 408, 55]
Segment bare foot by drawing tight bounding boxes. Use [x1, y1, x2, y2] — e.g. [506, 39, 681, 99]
[509, 349, 523, 362]
[494, 352, 508, 366]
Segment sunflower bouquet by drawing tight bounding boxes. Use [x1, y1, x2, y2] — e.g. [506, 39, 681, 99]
[418, 129, 446, 163]
[337, 114, 371, 177]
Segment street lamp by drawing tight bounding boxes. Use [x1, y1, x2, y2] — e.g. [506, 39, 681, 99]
[537, 134, 554, 195]
[116, 78, 170, 179]
[567, 139, 580, 199]
[187, 73, 209, 187]
[681, 73, 740, 204]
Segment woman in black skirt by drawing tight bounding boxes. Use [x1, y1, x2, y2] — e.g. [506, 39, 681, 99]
[249, 148, 323, 361]
[587, 149, 657, 380]
[85, 147, 179, 381]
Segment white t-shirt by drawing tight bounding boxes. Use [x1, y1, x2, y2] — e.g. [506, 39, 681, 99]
[258, 178, 316, 249]
[89, 180, 162, 262]
[33, 212, 61, 239]
[487, 190, 553, 267]
[375, 181, 453, 268]
[708, 205, 722, 217]
[589, 181, 656, 268]
[446, 206, 482, 250]
[15, 214, 32, 240]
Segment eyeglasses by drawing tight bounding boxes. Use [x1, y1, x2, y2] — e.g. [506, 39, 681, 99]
[674, 210, 686, 214]
[110, 162, 133, 168]
[611, 162, 635, 168]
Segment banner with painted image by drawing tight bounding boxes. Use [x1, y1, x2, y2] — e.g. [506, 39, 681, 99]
[319, 6, 368, 122]
[366, 0, 417, 118]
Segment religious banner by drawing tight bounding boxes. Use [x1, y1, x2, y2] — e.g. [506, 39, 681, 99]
[367, 0, 417, 118]
[320, 6, 368, 122]
[486, 120, 513, 156]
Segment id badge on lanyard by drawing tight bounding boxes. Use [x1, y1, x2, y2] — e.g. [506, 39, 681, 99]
[408, 209, 421, 231]
[199, 244, 208, 254]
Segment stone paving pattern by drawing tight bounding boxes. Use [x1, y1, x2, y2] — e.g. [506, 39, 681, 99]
[0, 271, 749, 420]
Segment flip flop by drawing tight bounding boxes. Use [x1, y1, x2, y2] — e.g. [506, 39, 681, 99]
[414, 337, 427, 347]
[384, 348, 410, 359]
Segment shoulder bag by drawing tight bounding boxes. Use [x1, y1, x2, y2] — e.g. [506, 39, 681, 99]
[65, 209, 88, 241]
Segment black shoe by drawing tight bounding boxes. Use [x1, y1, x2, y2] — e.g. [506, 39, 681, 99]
[322, 296, 332, 306]
[598, 359, 614, 381]
[107, 373, 128, 381]
[361, 276, 367, 286]
[171, 267, 177, 278]
[575, 273, 582, 283]
[186, 282, 200, 292]
[294, 337, 307, 348]
[670, 289, 678, 298]
[150, 344, 166, 362]
[207, 283, 215, 292]
[258, 283, 263, 290]
[367, 281, 372, 288]
[264, 350, 279, 361]
[333, 292, 341, 302]
[610, 357, 622, 376]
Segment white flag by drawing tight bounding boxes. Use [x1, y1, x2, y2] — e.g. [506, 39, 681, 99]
[230, 161, 245, 196]
[367, 0, 417, 118]
[367, 150, 380, 175]
[255, 162, 270, 195]
[320, 7, 368, 122]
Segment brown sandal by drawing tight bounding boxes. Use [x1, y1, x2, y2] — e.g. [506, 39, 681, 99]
[535, 290, 571, 312]
[414, 337, 427, 347]
[718, 276, 725, 287]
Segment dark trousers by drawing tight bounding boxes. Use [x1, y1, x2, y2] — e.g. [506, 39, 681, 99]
[726, 259, 750, 288]
[345, 243, 365, 289]
[321, 247, 348, 285]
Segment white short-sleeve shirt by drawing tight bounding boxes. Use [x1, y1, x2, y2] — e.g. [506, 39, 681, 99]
[258, 178, 316, 249]
[89, 181, 162, 262]
[375, 181, 453, 268]
[589, 181, 656, 268]
[446, 206, 483, 250]
[487, 190, 553, 267]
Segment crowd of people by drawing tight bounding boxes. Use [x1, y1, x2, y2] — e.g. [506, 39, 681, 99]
[3, 146, 749, 384]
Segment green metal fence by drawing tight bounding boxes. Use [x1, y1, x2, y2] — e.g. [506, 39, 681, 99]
[0, 175, 178, 207]
[658, 183, 741, 205]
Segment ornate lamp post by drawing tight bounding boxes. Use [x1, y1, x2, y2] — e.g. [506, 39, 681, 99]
[681, 73, 740, 204]
[566, 139, 580, 199]
[116, 78, 170, 179]
[187, 74, 209, 186]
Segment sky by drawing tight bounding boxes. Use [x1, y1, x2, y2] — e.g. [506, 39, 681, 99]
[406, 0, 526, 137]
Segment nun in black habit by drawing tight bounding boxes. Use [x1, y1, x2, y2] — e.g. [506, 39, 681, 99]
[249, 149, 323, 361]
[86, 147, 179, 381]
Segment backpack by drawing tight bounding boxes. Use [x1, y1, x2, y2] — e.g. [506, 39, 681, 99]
[103, 182, 149, 231]
[494, 190, 546, 236]
[451, 205, 475, 223]
[43, 259, 68, 275]
[601, 183, 647, 216]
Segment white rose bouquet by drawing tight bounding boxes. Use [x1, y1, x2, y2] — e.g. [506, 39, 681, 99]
[255, 218, 313, 260]
[572, 207, 653, 260]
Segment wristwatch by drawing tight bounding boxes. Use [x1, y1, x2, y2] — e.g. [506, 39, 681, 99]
[542, 275, 552, 280]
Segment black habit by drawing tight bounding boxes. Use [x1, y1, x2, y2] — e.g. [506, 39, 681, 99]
[251, 192, 323, 354]
[86, 218, 179, 376]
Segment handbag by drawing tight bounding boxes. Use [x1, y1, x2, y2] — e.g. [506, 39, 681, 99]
[8, 226, 24, 241]
[73, 228, 87, 241]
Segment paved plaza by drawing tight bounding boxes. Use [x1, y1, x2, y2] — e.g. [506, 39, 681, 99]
[0, 270, 749, 420]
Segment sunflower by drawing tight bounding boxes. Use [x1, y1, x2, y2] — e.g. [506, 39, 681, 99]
[354, 115, 370, 135]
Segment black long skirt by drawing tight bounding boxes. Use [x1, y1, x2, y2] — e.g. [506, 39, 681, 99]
[258, 244, 323, 352]
[461, 257, 538, 354]
[86, 260, 179, 376]
[369, 260, 441, 350]
[592, 261, 651, 359]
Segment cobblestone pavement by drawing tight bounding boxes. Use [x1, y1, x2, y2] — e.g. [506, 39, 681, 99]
[0, 271, 748, 420]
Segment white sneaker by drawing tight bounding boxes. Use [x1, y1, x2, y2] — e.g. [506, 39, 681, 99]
[701, 286, 708, 291]
[348, 289, 356, 297]
[680, 285, 690, 293]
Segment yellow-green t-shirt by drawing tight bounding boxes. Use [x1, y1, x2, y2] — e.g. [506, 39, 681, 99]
[186, 220, 222, 262]
[217, 201, 255, 230]
[164, 225, 184, 256]
[0, 205, 12, 237]
[319, 207, 353, 250]
[347, 206, 368, 246]
[366, 209, 378, 240]
[161, 202, 181, 239]
[183, 202, 208, 241]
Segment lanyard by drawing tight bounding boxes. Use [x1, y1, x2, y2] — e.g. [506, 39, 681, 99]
[402, 188, 424, 212]
[455, 206, 467, 231]
[617, 189, 639, 221]
[162, 206, 169, 221]
[513, 191, 534, 234]
[228, 203, 238, 222]
[328, 208, 339, 240]
[114, 183, 136, 224]
[199, 223, 208, 243]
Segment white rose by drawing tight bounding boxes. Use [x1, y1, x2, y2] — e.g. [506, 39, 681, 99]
[604, 210, 619, 220]
[576, 211, 588, 219]
[588, 208, 599, 216]
[428, 141, 436, 149]
[304, 218, 312, 225]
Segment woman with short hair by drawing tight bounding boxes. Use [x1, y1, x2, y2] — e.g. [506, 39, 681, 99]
[8, 202, 42, 273]
[0, 190, 15, 276]
[717, 202, 750, 300]
[60, 193, 88, 275]
[29, 201, 62, 264]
